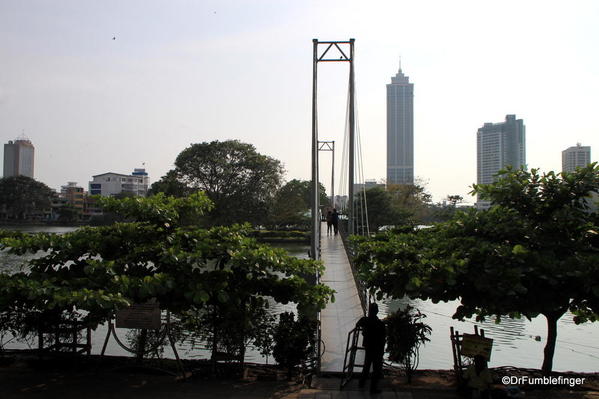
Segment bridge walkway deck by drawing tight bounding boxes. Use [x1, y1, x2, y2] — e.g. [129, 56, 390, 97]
[319, 223, 365, 373]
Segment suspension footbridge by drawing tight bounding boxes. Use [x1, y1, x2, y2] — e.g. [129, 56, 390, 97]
[309, 39, 371, 374]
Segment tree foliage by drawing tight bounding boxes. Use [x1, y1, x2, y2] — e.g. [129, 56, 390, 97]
[0, 176, 54, 220]
[148, 170, 190, 198]
[268, 179, 328, 230]
[446, 195, 464, 207]
[352, 165, 599, 374]
[0, 193, 334, 360]
[385, 305, 431, 383]
[272, 312, 317, 378]
[424, 195, 468, 224]
[172, 140, 284, 226]
[359, 183, 432, 232]
[362, 187, 413, 232]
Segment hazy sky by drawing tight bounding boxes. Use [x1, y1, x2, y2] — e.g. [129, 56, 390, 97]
[1, 1, 598, 203]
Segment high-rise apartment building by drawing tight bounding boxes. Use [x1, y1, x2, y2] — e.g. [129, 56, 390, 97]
[386, 62, 414, 185]
[89, 168, 149, 197]
[562, 144, 591, 173]
[476, 115, 526, 208]
[3, 138, 34, 178]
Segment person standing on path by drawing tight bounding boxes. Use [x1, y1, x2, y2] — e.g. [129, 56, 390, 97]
[357, 302, 386, 394]
[331, 208, 339, 235]
[326, 209, 333, 235]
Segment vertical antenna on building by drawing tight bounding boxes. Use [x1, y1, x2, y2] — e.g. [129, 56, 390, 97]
[17, 130, 31, 142]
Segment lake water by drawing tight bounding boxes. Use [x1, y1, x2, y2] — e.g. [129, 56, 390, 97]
[1, 226, 598, 371]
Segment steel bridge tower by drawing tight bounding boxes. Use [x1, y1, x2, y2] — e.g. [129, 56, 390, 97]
[310, 39, 356, 260]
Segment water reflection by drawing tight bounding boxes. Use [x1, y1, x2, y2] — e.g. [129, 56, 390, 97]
[2, 231, 598, 371]
[1, 225, 79, 234]
[379, 296, 599, 372]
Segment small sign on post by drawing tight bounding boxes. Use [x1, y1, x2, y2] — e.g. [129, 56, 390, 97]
[460, 333, 493, 361]
[116, 302, 161, 330]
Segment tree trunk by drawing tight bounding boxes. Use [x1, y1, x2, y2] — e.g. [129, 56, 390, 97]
[239, 299, 247, 372]
[136, 329, 147, 362]
[211, 307, 218, 375]
[541, 312, 561, 375]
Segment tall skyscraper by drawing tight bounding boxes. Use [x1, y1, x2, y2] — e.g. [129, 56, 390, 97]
[562, 143, 591, 173]
[386, 62, 414, 185]
[3, 137, 35, 178]
[476, 115, 526, 208]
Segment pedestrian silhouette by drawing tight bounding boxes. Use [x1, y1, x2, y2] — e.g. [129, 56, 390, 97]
[464, 355, 493, 399]
[357, 302, 386, 394]
[326, 210, 333, 235]
[331, 208, 339, 235]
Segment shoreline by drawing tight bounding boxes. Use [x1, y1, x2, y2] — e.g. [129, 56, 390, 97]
[1, 352, 598, 393]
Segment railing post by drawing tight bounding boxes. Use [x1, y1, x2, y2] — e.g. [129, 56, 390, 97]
[311, 38, 320, 261]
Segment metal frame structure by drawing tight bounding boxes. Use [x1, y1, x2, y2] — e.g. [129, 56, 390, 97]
[100, 311, 186, 378]
[340, 325, 365, 389]
[318, 140, 335, 207]
[311, 39, 355, 261]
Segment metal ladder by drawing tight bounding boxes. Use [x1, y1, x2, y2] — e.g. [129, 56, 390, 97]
[339, 326, 365, 389]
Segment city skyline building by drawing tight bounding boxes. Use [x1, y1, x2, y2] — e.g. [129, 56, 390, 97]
[562, 143, 591, 173]
[89, 168, 149, 197]
[3, 137, 34, 178]
[386, 61, 414, 186]
[61, 182, 85, 212]
[476, 114, 526, 209]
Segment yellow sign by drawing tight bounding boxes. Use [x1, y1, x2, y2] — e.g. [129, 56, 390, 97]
[116, 303, 161, 330]
[461, 334, 493, 361]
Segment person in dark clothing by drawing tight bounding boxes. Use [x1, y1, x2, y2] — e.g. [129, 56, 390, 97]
[326, 210, 333, 235]
[464, 355, 493, 399]
[357, 302, 386, 394]
[331, 208, 339, 235]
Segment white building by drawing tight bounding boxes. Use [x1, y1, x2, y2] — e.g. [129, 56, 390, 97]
[476, 115, 526, 209]
[89, 168, 149, 197]
[562, 144, 591, 173]
[387, 61, 414, 185]
[3, 137, 34, 178]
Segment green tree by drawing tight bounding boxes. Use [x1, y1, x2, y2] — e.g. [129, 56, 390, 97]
[446, 195, 463, 207]
[353, 165, 599, 375]
[386, 182, 432, 224]
[268, 179, 328, 230]
[0, 193, 334, 363]
[385, 306, 431, 383]
[173, 140, 284, 226]
[148, 170, 190, 197]
[363, 187, 412, 232]
[424, 195, 468, 224]
[55, 204, 80, 223]
[0, 176, 54, 220]
[272, 312, 317, 379]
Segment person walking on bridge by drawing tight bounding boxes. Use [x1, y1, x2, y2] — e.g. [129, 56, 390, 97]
[357, 302, 386, 394]
[331, 208, 339, 235]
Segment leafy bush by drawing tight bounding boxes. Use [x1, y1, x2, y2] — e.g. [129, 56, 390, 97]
[272, 312, 317, 379]
[0, 193, 333, 364]
[385, 305, 431, 382]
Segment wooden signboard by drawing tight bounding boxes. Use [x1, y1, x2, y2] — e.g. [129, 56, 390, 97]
[460, 333, 493, 361]
[116, 303, 161, 330]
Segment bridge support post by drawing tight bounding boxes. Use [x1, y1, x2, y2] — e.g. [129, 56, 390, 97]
[310, 39, 356, 259]
[311, 39, 320, 261]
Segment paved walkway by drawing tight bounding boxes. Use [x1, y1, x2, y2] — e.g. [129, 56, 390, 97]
[319, 226, 365, 373]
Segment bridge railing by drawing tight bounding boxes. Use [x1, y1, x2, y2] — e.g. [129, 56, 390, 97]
[338, 222, 368, 315]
